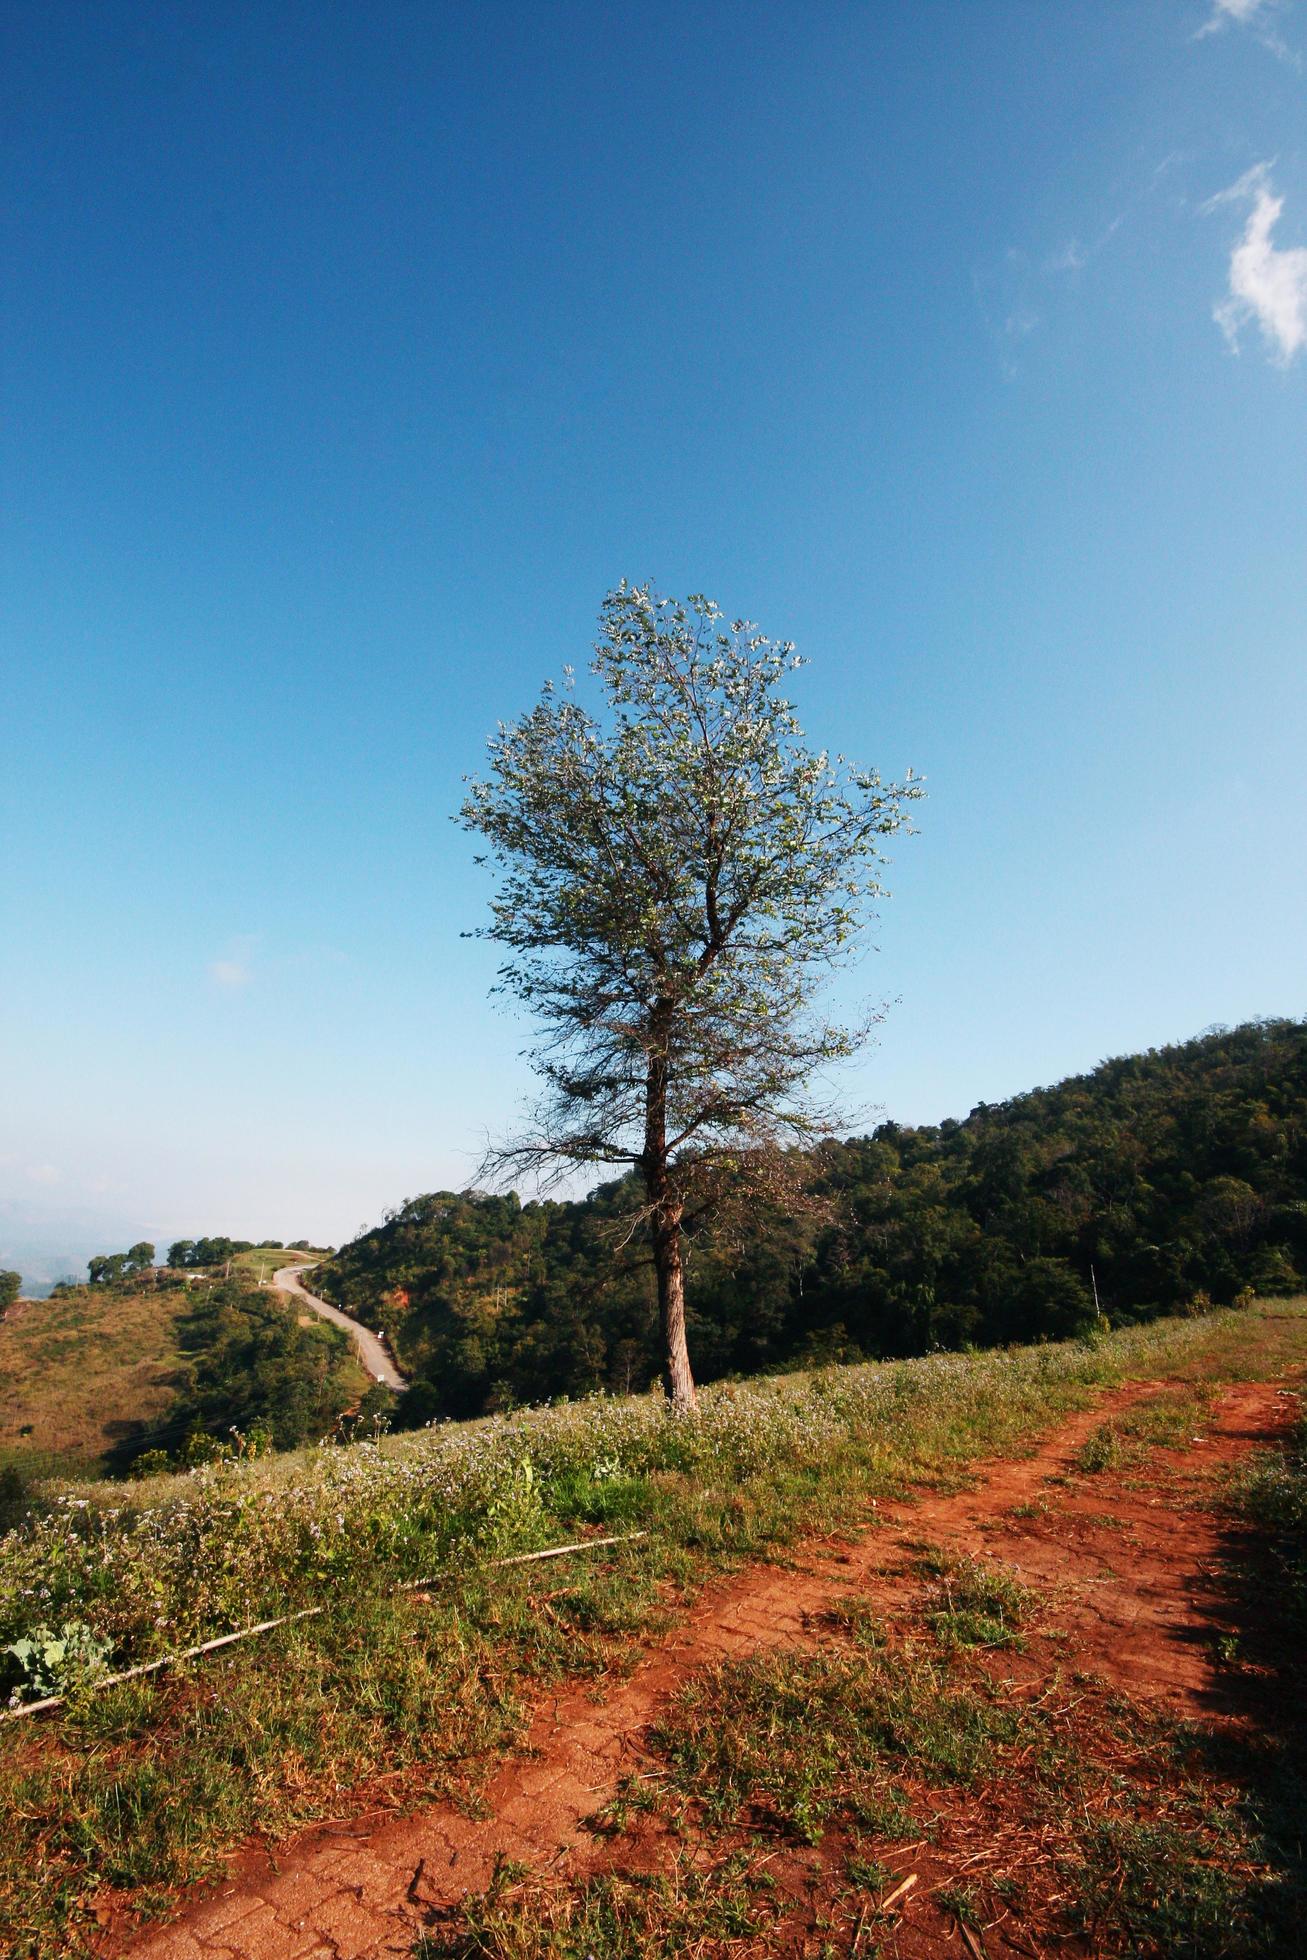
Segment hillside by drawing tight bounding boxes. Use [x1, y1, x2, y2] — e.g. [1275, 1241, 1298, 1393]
[0, 1269, 367, 1485]
[313, 1017, 1307, 1418]
[0, 1280, 189, 1481]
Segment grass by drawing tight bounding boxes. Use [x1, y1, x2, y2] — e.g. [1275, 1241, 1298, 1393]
[919, 1549, 1034, 1650]
[227, 1247, 326, 1283]
[416, 1619, 1288, 1959]
[1074, 1382, 1217, 1477]
[425, 1558, 1294, 1958]
[0, 1283, 189, 1480]
[414, 1852, 786, 1959]
[0, 1300, 1303, 1956]
[653, 1642, 1009, 1842]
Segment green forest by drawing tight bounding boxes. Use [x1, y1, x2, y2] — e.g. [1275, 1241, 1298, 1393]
[110, 1275, 362, 1471]
[312, 1019, 1307, 1421]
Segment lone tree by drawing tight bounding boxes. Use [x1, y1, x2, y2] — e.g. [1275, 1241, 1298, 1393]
[460, 584, 921, 1407]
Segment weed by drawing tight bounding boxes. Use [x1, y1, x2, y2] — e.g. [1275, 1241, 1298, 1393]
[1075, 1423, 1128, 1474]
[414, 1851, 781, 1957]
[1068, 1815, 1278, 1958]
[937, 1878, 982, 1927]
[919, 1552, 1033, 1651]
[844, 1850, 892, 1889]
[652, 1644, 1018, 1843]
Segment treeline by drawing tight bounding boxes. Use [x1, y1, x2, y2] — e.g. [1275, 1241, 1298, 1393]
[165, 1237, 314, 1269]
[312, 1019, 1307, 1420]
[112, 1276, 362, 1473]
[72, 1237, 317, 1286]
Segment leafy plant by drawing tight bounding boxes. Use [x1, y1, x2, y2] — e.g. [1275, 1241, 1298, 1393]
[3, 1619, 112, 1705]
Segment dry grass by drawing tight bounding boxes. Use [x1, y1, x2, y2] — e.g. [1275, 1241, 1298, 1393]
[0, 1285, 188, 1479]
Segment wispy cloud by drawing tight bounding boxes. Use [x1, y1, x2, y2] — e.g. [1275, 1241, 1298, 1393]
[26, 1164, 61, 1186]
[1194, 0, 1300, 64]
[1205, 164, 1307, 364]
[973, 253, 1044, 380]
[1197, 0, 1276, 27]
[209, 935, 257, 989]
[1044, 213, 1124, 280]
[977, 208, 1128, 377]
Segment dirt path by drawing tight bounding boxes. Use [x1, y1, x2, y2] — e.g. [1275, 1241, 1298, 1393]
[123, 1379, 1294, 1960]
[273, 1266, 407, 1393]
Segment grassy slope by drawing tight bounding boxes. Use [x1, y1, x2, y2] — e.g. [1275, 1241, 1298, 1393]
[0, 1284, 188, 1480]
[0, 1301, 1303, 1956]
[227, 1248, 326, 1282]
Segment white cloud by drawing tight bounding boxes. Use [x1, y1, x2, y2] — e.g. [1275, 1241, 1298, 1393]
[1194, 0, 1300, 63]
[26, 1164, 61, 1185]
[1199, 0, 1275, 24]
[1205, 164, 1307, 364]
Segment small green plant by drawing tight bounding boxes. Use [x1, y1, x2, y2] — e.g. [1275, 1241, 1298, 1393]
[924, 1554, 1033, 1651]
[3, 1620, 112, 1705]
[1075, 1423, 1126, 1474]
[937, 1878, 982, 1927]
[845, 1850, 892, 1889]
[486, 1456, 545, 1552]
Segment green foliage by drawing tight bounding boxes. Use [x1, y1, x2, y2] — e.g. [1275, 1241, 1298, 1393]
[1068, 1816, 1276, 1958]
[415, 1853, 782, 1958]
[0, 1271, 21, 1311]
[110, 1277, 359, 1471]
[921, 1552, 1034, 1650]
[166, 1236, 256, 1269]
[459, 585, 922, 1184]
[1235, 1412, 1307, 1629]
[3, 1619, 112, 1706]
[0, 1306, 1301, 1953]
[87, 1242, 156, 1285]
[655, 1642, 1000, 1842]
[315, 1019, 1307, 1419]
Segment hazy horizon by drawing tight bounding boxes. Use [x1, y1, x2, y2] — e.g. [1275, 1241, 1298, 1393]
[5, 1011, 1302, 1291]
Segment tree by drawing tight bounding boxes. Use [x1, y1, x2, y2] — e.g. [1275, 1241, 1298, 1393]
[460, 583, 921, 1407]
[0, 1271, 21, 1312]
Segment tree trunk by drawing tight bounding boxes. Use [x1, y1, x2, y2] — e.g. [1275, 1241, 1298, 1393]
[644, 1002, 698, 1409]
[652, 1195, 696, 1408]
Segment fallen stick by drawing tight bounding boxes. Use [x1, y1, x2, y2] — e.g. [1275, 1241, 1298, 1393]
[1, 1530, 648, 1721]
[878, 1872, 918, 1915]
[416, 1529, 647, 1583]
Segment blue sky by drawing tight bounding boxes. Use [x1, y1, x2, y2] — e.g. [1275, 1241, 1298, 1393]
[3, 1, 1305, 1275]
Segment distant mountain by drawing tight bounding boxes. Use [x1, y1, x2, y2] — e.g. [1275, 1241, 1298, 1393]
[0, 1198, 177, 1298]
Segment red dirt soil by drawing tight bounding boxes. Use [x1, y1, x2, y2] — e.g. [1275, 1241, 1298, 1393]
[116, 1377, 1298, 1960]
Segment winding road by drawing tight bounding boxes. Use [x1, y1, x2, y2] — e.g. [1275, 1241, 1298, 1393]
[272, 1264, 408, 1392]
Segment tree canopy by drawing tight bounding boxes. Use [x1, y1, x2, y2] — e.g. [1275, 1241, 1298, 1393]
[460, 582, 921, 1403]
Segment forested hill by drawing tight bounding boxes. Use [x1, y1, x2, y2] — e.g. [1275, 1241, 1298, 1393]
[314, 1019, 1307, 1420]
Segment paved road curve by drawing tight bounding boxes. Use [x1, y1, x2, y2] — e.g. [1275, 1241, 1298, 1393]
[273, 1264, 408, 1392]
